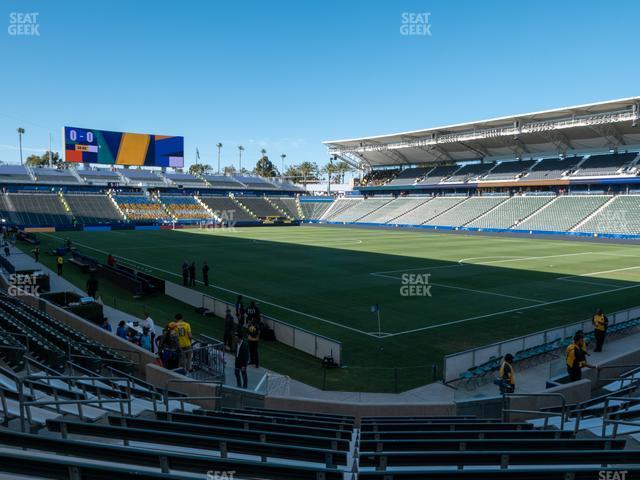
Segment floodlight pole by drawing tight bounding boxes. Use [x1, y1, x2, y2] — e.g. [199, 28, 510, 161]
[216, 143, 223, 174]
[238, 145, 244, 174]
[17, 128, 25, 165]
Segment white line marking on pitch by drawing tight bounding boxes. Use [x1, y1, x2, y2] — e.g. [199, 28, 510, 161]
[382, 282, 640, 338]
[557, 265, 640, 279]
[41, 233, 378, 339]
[369, 252, 595, 276]
[370, 272, 542, 303]
[557, 278, 624, 288]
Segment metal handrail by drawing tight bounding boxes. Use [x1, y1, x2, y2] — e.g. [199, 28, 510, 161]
[596, 364, 640, 388]
[602, 396, 640, 438]
[502, 392, 567, 430]
[16, 374, 134, 432]
[162, 378, 222, 412]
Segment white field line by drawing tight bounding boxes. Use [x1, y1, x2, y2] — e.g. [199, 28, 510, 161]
[382, 283, 640, 338]
[556, 265, 640, 279]
[41, 233, 379, 339]
[557, 278, 624, 288]
[371, 272, 543, 303]
[369, 252, 595, 276]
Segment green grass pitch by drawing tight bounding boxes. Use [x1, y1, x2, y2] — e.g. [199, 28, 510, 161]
[28, 226, 640, 392]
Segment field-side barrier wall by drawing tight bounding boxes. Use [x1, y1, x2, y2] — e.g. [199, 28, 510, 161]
[164, 281, 342, 365]
[443, 305, 640, 382]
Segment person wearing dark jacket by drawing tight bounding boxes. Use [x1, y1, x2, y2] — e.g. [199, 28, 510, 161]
[234, 333, 249, 389]
[223, 308, 235, 352]
[188, 262, 196, 287]
[86, 275, 98, 298]
[592, 308, 608, 352]
[202, 262, 210, 287]
[181, 261, 189, 286]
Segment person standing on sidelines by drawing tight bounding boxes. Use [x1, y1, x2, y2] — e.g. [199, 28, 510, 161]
[247, 318, 260, 368]
[223, 308, 235, 352]
[202, 262, 210, 287]
[188, 261, 196, 287]
[175, 314, 193, 372]
[234, 332, 249, 389]
[592, 308, 608, 352]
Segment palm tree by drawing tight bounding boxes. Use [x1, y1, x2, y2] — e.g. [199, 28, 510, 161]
[237, 145, 244, 173]
[17, 128, 25, 165]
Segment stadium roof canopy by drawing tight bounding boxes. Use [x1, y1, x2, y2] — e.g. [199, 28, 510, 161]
[323, 97, 640, 169]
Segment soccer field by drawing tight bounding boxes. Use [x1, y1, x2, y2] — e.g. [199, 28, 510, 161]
[33, 225, 640, 391]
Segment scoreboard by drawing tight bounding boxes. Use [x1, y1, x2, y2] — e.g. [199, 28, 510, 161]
[64, 126, 184, 168]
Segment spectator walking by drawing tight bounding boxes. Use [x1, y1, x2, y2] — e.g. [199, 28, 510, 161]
[175, 314, 193, 372]
[497, 353, 515, 394]
[116, 321, 128, 339]
[32, 246, 40, 262]
[234, 332, 249, 389]
[202, 262, 210, 287]
[157, 323, 180, 370]
[140, 327, 152, 351]
[100, 317, 112, 332]
[223, 308, 235, 352]
[247, 318, 260, 368]
[86, 275, 99, 298]
[592, 308, 608, 352]
[56, 255, 64, 275]
[181, 261, 189, 286]
[189, 261, 196, 287]
[141, 311, 156, 353]
[566, 332, 594, 382]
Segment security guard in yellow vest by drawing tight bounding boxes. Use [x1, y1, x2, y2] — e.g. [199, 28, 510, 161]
[498, 353, 516, 394]
[56, 255, 64, 276]
[592, 309, 608, 352]
[566, 332, 593, 382]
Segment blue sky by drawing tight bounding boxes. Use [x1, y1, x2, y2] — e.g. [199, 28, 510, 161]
[1, 0, 639, 171]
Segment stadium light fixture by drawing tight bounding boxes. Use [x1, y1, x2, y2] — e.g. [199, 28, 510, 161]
[280, 154, 286, 178]
[237, 145, 244, 173]
[216, 143, 223, 174]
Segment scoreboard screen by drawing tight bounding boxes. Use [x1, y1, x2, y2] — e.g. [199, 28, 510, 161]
[64, 126, 184, 167]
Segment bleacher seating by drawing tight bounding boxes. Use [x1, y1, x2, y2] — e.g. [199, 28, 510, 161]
[330, 197, 393, 223]
[199, 196, 258, 222]
[524, 157, 582, 181]
[299, 196, 334, 220]
[481, 160, 536, 181]
[393, 196, 466, 225]
[234, 196, 284, 218]
[32, 168, 78, 184]
[322, 197, 362, 221]
[121, 169, 164, 185]
[113, 194, 170, 222]
[467, 195, 554, 229]
[235, 176, 278, 189]
[383, 167, 428, 186]
[516, 195, 610, 232]
[0, 165, 32, 183]
[164, 172, 207, 186]
[64, 193, 124, 224]
[425, 196, 507, 227]
[268, 197, 301, 219]
[160, 195, 211, 220]
[78, 169, 121, 184]
[572, 152, 638, 177]
[416, 165, 460, 185]
[4, 193, 72, 226]
[574, 195, 640, 234]
[361, 169, 400, 187]
[358, 197, 431, 224]
[443, 163, 491, 183]
[203, 174, 245, 189]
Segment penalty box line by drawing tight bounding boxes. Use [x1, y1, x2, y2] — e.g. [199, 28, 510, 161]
[41, 233, 380, 339]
